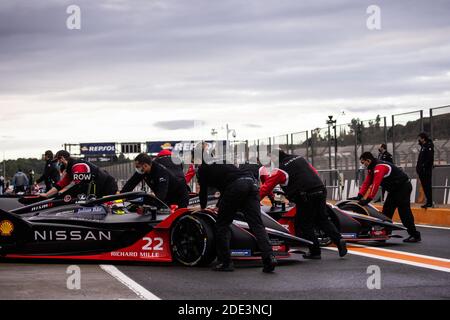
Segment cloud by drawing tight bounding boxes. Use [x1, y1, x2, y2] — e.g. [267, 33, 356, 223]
[0, 0, 449, 158]
[154, 120, 205, 130]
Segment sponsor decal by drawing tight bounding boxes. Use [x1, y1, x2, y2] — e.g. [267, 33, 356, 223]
[0, 220, 14, 236]
[76, 206, 105, 214]
[341, 233, 358, 239]
[73, 173, 92, 181]
[161, 143, 173, 150]
[34, 230, 112, 241]
[80, 143, 116, 155]
[31, 203, 54, 212]
[64, 195, 72, 203]
[231, 249, 252, 257]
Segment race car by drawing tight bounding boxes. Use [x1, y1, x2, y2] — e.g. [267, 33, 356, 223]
[0, 191, 312, 266]
[261, 190, 406, 245]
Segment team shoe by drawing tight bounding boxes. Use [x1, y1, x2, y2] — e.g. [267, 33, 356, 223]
[337, 239, 348, 257]
[421, 203, 433, 209]
[403, 235, 421, 243]
[302, 252, 322, 260]
[212, 262, 235, 272]
[262, 255, 277, 273]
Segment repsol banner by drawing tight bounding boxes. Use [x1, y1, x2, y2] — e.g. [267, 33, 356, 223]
[146, 141, 226, 154]
[80, 143, 116, 155]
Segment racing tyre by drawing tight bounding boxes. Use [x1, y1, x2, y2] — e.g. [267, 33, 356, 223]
[171, 215, 216, 266]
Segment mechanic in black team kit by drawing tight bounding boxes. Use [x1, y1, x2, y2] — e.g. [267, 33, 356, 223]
[352, 152, 421, 243]
[196, 145, 277, 273]
[35, 150, 60, 192]
[41, 150, 118, 199]
[416, 132, 434, 208]
[260, 149, 347, 260]
[121, 153, 190, 208]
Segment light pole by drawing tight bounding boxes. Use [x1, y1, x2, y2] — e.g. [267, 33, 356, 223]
[226, 124, 236, 141]
[326, 116, 337, 170]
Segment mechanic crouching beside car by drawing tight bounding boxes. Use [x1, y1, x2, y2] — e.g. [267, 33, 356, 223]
[41, 150, 118, 199]
[196, 144, 277, 273]
[260, 149, 347, 260]
[352, 152, 421, 243]
[121, 153, 190, 208]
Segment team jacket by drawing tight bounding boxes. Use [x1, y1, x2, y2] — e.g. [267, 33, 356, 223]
[197, 163, 252, 209]
[56, 160, 104, 190]
[36, 159, 60, 186]
[121, 162, 187, 204]
[416, 140, 434, 172]
[185, 164, 196, 184]
[260, 154, 322, 201]
[377, 151, 393, 163]
[154, 150, 186, 183]
[358, 160, 409, 199]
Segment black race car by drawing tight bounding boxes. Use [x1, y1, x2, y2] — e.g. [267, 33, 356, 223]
[261, 191, 406, 245]
[0, 192, 311, 266]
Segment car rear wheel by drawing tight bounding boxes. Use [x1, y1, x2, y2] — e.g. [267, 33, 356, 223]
[171, 215, 216, 266]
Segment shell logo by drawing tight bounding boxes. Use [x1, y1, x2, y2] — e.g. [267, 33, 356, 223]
[0, 220, 14, 236]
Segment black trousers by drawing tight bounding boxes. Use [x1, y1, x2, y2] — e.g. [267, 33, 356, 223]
[217, 178, 273, 263]
[294, 188, 342, 255]
[14, 186, 26, 193]
[418, 169, 433, 205]
[383, 182, 420, 237]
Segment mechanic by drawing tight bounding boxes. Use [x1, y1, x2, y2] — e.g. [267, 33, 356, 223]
[41, 150, 118, 199]
[239, 158, 275, 205]
[35, 150, 60, 192]
[154, 149, 186, 182]
[12, 169, 29, 193]
[377, 144, 393, 163]
[352, 152, 421, 242]
[416, 132, 434, 208]
[196, 144, 277, 273]
[121, 153, 189, 208]
[0, 176, 5, 195]
[376, 144, 393, 202]
[259, 149, 347, 260]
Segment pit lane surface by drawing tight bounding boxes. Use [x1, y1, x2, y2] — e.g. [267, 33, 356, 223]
[1, 226, 449, 300]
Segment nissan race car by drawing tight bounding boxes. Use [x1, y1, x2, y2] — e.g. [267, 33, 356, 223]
[0, 191, 312, 266]
[261, 191, 406, 245]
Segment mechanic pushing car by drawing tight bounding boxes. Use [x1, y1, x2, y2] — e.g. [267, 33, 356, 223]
[239, 157, 275, 205]
[352, 152, 421, 242]
[154, 149, 194, 194]
[260, 149, 347, 260]
[121, 153, 190, 208]
[196, 143, 277, 273]
[41, 150, 118, 199]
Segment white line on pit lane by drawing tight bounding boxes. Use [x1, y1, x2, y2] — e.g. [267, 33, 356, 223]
[393, 222, 450, 231]
[100, 265, 161, 300]
[324, 247, 450, 273]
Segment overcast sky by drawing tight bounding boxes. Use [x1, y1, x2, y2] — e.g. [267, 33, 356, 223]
[1, 0, 449, 159]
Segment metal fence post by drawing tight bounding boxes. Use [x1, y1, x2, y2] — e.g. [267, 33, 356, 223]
[310, 130, 315, 166]
[419, 110, 424, 132]
[306, 131, 310, 162]
[392, 114, 396, 164]
[430, 108, 434, 138]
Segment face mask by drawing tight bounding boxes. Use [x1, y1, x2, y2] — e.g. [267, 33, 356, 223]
[135, 168, 145, 175]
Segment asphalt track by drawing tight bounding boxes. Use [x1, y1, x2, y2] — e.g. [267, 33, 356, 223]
[1, 226, 449, 300]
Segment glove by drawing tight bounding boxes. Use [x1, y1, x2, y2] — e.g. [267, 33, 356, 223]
[348, 194, 363, 201]
[358, 198, 372, 206]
